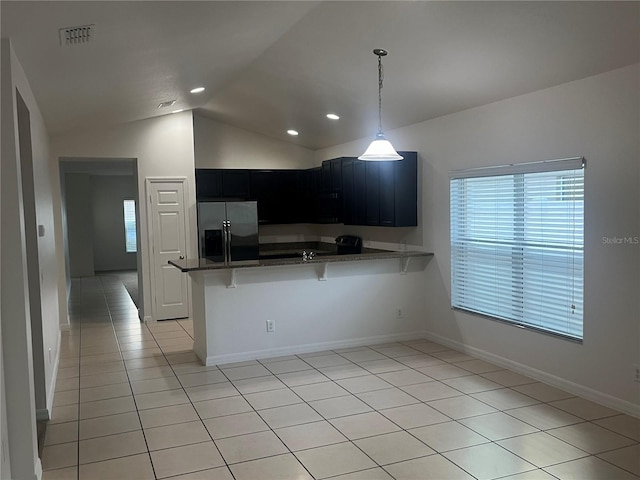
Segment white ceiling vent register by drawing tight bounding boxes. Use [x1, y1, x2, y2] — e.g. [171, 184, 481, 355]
[59, 24, 94, 46]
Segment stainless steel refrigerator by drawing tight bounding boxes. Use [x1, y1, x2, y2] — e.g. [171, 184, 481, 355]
[197, 201, 259, 262]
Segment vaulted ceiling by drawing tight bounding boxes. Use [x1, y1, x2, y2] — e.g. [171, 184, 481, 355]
[2, 1, 638, 150]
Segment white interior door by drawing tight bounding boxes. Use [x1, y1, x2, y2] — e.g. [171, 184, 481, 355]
[148, 179, 189, 320]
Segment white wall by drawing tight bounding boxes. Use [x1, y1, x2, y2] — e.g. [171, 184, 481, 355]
[194, 113, 321, 243]
[192, 258, 430, 365]
[64, 173, 95, 277]
[1, 38, 47, 480]
[0, 340, 9, 479]
[194, 113, 315, 169]
[316, 64, 640, 415]
[0, 89, 9, 480]
[91, 175, 138, 272]
[51, 112, 197, 322]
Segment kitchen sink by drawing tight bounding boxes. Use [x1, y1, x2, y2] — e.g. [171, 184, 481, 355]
[259, 250, 334, 260]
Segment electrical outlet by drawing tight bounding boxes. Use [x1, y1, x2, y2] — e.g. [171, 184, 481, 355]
[634, 364, 640, 383]
[266, 320, 275, 333]
[396, 307, 403, 319]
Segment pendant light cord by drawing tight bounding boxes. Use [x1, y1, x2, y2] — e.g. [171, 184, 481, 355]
[378, 53, 384, 135]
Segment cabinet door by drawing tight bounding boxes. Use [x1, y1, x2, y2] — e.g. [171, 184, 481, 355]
[330, 158, 343, 193]
[195, 169, 222, 200]
[309, 167, 322, 222]
[249, 171, 272, 223]
[221, 170, 249, 198]
[394, 152, 418, 227]
[274, 170, 301, 223]
[353, 161, 367, 225]
[379, 162, 395, 226]
[321, 161, 332, 193]
[365, 162, 380, 225]
[341, 159, 354, 224]
[342, 159, 367, 225]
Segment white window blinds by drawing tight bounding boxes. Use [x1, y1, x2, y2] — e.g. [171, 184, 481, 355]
[123, 200, 137, 253]
[450, 157, 585, 340]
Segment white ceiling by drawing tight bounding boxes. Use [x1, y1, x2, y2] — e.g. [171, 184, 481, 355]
[2, 1, 638, 150]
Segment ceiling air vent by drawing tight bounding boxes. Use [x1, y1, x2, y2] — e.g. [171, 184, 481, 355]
[59, 24, 94, 46]
[157, 100, 177, 109]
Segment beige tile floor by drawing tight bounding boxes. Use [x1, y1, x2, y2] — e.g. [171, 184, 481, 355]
[42, 275, 640, 480]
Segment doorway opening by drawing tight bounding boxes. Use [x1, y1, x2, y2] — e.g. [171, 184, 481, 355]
[59, 158, 142, 315]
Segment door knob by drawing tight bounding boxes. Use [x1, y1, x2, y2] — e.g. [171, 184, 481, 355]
[179, 255, 185, 260]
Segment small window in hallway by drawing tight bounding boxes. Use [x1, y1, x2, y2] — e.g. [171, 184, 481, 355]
[123, 199, 137, 253]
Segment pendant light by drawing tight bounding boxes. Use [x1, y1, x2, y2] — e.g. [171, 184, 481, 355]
[359, 49, 403, 161]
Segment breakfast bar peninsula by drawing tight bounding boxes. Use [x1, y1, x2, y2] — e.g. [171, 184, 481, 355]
[170, 242, 433, 366]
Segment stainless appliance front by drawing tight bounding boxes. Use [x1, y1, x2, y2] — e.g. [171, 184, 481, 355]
[197, 201, 259, 263]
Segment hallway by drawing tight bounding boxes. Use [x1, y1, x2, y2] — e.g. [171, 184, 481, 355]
[42, 277, 639, 480]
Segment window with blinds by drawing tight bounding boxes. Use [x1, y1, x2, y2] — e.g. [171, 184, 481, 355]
[450, 157, 584, 340]
[123, 199, 137, 253]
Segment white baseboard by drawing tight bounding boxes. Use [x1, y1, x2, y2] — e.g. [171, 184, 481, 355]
[423, 331, 640, 419]
[204, 330, 429, 366]
[45, 330, 62, 417]
[34, 458, 43, 480]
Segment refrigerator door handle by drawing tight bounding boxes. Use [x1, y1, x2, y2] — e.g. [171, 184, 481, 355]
[226, 220, 231, 263]
[227, 221, 232, 263]
[222, 221, 229, 264]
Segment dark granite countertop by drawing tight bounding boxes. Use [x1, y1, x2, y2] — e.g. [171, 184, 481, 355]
[169, 242, 433, 272]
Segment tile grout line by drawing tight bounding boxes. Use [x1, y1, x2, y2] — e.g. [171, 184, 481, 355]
[101, 275, 160, 480]
[147, 316, 236, 479]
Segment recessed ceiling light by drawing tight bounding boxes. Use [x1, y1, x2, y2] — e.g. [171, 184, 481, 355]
[326, 113, 340, 120]
[172, 109, 184, 114]
[190, 87, 205, 94]
[287, 129, 299, 136]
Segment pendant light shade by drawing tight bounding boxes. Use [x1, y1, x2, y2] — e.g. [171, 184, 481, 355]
[359, 49, 403, 161]
[358, 133, 403, 161]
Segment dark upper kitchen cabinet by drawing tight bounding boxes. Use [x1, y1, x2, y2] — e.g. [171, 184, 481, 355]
[365, 162, 381, 225]
[379, 161, 395, 226]
[321, 161, 332, 193]
[311, 166, 339, 224]
[300, 168, 320, 223]
[321, 158, 345, 192]
[195, 169, 222, 199]
[249, 170, 303, 224]
[196, 169, 249, 200]
[195, 151, 416, 226]
[342, 158, 366, 225]
[249, 171, 274, 222]
[379, 151, 418, 227]
[220, 170, 249, 198]
[342, 152, 417, 227]
[317, 157, 347, 223]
